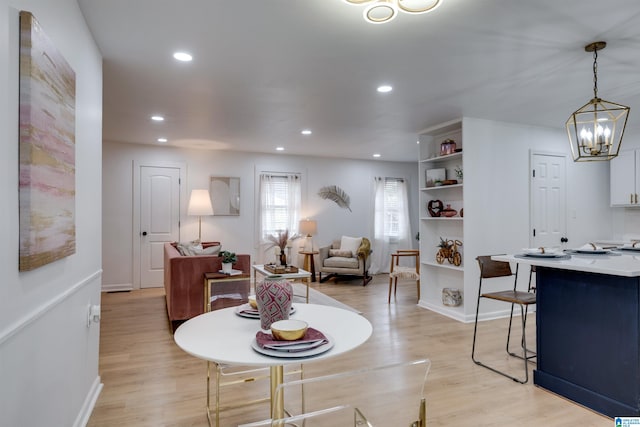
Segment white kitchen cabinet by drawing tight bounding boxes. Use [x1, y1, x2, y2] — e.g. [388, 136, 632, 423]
[610, 149, 640, 206]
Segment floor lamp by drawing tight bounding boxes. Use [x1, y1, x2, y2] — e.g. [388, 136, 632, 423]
[187, 189, 213, 242]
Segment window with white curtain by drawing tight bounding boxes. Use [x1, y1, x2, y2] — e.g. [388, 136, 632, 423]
[258, 172, 302, 243]
[370, 177, 412, 273]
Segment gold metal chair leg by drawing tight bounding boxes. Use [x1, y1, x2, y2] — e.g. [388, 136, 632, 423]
[270, 365, 285, 418]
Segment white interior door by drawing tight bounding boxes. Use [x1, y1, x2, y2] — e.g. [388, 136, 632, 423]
[530, 153, 568, 249]
[140, 166, 181, 288]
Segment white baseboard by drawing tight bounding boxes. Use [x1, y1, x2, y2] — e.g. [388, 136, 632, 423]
[73, 376, 103, 427]
[418, 300, 535, 324]
[101, 283, 133, 292]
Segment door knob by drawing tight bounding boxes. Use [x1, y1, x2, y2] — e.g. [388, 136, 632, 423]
[560, 237, 568, 243]
[142, 231, 148, 236]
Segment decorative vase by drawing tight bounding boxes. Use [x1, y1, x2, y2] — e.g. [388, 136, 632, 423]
[440, 139, 456, 156]
[221, 262, 232, 274]
[255, 276, 293, 330]
[279, 250, 287, 267]
[441, 204, 458, 217]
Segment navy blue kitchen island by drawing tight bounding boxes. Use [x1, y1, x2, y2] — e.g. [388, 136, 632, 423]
[495, 254, 640, 418]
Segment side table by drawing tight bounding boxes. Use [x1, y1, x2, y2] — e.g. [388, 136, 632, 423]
[298, 251, 319, 282]
[203, 272, 251, 313]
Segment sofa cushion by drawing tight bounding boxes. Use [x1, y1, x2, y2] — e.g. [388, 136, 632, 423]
[200, 244, 221, 255]
[177, 241, 202, 256]
[324, 256, 359, 269]
[329, 249, 353, 258]
[176, 241, 221, 256]
[340, 236, 362, 255]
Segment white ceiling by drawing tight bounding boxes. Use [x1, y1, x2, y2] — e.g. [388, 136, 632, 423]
[77, 0, 640, 162]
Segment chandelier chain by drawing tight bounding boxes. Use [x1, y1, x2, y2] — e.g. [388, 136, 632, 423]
[593, 48, 598, 99]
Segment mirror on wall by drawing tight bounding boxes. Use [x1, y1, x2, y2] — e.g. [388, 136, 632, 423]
[209, 176, 240, 216]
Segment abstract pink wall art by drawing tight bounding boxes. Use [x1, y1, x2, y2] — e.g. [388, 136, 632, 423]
[19, 11, 76, 271]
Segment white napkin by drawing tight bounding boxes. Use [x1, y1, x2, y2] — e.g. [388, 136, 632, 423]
[578, 243, 602, 252]
[522, 247, 561, 255]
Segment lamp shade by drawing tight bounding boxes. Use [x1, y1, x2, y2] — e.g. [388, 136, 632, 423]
[187, 189, 213, 216]
[299, 219, 318, 237]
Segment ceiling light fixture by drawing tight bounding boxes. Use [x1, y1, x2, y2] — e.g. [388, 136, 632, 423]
[151, 115, 164, 122]
[566, 41, 630, 162]
[157, 137, 168, 143]
[173, 51, 193, 62]
[276, 147, 285, 151]
[344, 0, 441, 24]
[373, 153, 381, 158]
[301, 129, 312, 135]
[377, 85, 393, 93]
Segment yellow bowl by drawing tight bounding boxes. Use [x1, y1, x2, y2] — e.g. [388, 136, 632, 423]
[270, 319, 308, 341]
[248, 295, 257, 309]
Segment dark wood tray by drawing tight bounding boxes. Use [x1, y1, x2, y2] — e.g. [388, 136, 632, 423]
[263, 264, 299, 274]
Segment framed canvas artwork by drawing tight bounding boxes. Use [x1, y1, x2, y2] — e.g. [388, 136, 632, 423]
[19, 11, 76, 271]
[210, 176, 240, 216]
[425, 168, 446, 187]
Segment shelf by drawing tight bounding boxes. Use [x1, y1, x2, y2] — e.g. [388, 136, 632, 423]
[420, 217, 463, 221]
[421, 184, 463, 191]
[421, 261, 464, 271]
[420, 151, 462, 164]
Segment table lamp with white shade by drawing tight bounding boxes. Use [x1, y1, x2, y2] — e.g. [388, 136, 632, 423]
[299, 219, 318, 251]
[187, 189, 213, 242]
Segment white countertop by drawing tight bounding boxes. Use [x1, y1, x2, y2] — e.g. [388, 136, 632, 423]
[493, 251, 640, 277]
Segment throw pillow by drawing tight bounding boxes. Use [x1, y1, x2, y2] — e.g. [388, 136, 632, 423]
[329, 249, 353, 258]
[340, 236, 362, 255]
[176, 241, 203, 256]
[201, 244, 221, 255]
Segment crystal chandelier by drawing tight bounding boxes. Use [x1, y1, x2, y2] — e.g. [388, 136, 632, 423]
[343, 0, 441, 24]
[566, 41, 630, 162]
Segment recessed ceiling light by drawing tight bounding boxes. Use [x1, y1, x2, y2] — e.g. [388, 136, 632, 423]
[301, 129, 312, 135]
[173, 51, 193, 62]
[151, 115, 164, 122]
[373, 153, 381, 158]
[157, 138, 168, 143]
[276, 147, 285, 151]
[377, 85, 393, 93]
[416, 140, 420, 144]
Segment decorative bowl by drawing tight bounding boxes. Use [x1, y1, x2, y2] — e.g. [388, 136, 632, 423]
[270, 319, 308, 341]
[248, 295, 257, 309]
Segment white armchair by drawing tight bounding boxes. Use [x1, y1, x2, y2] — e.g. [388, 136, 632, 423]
[318, 237, 372, 286]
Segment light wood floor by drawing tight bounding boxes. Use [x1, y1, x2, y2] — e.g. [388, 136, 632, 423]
[88, 275, 610, 426]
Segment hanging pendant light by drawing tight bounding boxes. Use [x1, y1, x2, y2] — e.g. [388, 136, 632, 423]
[566, 41, 630, 162]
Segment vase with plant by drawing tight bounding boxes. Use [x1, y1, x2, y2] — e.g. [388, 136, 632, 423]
[266, 230, 301, 266]
[219, 250, 237, 273]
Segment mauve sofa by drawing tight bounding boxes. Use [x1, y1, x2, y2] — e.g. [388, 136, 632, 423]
[164, 242, 251, 331]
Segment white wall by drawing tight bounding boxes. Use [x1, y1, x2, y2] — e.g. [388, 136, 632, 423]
[462, 118, 614, 320]
[102, 141, 418, 289]
[0, 1, 102, 426]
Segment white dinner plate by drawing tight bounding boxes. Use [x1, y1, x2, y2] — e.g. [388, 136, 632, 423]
[521, 252, 566, 258]
[234, 304, 296, 319]
[574, 249, 610, 254]
[251, 333, 334, 358]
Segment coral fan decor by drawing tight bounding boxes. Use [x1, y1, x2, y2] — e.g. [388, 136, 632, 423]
[18, 11, 76, 271]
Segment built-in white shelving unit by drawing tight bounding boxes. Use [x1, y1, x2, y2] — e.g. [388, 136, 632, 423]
[418, 119, 466, 321]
